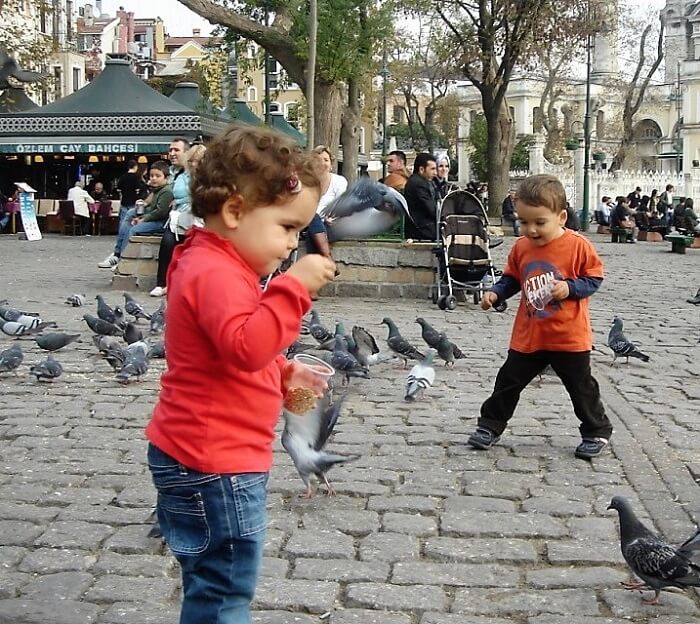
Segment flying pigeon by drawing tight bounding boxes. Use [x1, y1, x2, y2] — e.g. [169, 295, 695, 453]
[607, 317, 649, 365]
[608, 495, 700, 605]
[330, 335, 369, 384]
[405, 348, 436, 402]
[281, 394, 359, 497]
[416, 318, 466, 359]
[65, 293, 87, 307]
[322, 178, 408, 241]
[0, 344, 23, 374]
[0, 50, 43, 88]
[123, 293, 152, 321]
[149, 300, 165, 334]
[82, 314, 123, 337]
[95, 295, 118, 324]
[381, 317, 424, 367]
[35, 333, 81, 352]
[29, 354, 63, 382]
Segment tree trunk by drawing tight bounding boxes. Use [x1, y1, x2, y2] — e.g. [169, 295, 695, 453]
[340, 79, 360, 182]
[313, 81, 343, 155]
[484, 99, 515, 217]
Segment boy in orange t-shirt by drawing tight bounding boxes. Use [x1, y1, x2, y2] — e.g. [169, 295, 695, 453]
[467, 174, 612, 460]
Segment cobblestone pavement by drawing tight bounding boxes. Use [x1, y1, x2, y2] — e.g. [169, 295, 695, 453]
[0, 232, 698, 624]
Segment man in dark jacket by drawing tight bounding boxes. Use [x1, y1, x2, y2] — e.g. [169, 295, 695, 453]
[404, 153, 438, 240]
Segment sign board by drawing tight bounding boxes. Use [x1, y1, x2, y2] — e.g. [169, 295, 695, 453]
[0, 142, 170, 154]
[14, 183, 42, 241]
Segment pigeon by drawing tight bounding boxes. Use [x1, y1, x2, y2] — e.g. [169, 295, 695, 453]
[0, 344, 23, 374]
[149, 300, 165, 334]
[95, 295, 118, 324]
[347, 325, 380, 367]
[435, 333, 456, 368]
[281, 394, 359, 497]
[608, 495, 700, 605]
[0, 50, 43, 88]
[115, 341, 150, 384]
[35, 333, 81, 351]
[322, 178, 408, 241]
[0, 304, 38, 321]
[29, 354, 63, 381]
[416, 317, 466, 359]
[0, 319, 29, 337]
[381, 317, 424, 366]
[123, 322, 144, 345]
[308, 309, 333, 344]
[147, 339, 165, 359]
[607, 317, 649, 365]
[82, 314, 123, 336]
[123, 293, 152, 321]
[112, 306, 126, 328]
[13, 314, 56, 332]
[405, 349, 436, 401]
[65, 293, 87, 307]
[330, 336, 369, 384]
[92, 334, 122, 353]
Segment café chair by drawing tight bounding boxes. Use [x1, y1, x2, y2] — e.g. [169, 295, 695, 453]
[97, 201, 119, 235]
[58, 200, 82, 236]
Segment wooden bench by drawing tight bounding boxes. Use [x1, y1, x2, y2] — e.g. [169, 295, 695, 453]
[637, 230, 663, 242]
[665, 233, 695, 254]
[596, 224, 610, 234]
[610, 227, 633, 243]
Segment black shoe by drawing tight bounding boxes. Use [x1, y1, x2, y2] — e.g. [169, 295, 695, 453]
[468, 427, 501, 450]
[574, 437, 609, 459]
[687, 288, 700, 304]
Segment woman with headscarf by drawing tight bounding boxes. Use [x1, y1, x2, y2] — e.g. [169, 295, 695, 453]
[432, 154, 452, 200]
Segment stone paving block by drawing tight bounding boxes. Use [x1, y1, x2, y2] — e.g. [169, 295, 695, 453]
[424, 536, 538, 563]
[345, 582, 448, 612]
[422, 615, 513, 624]
[392, 561, 519, 587]
[34, 520, 114, 549]
[99, 602, 182, 624]
[381, 512, 438, 536]
[0, 572, 32, 599]
[546, 541, 625, 565]
[263, 528, 286, 557]
[19, 571, 94, 600]
[92, 552, 174, 577]
[57, 504, 150, 525]
[367, 495, 440, 513]
[527, 617, 626, 624]
[253, 578, 339, 614]
[359, 532, 420, 562]
[521, 497, 593, 517]
[0, 520, 43, 546]
[330, 608, 412, 623]
[462, 472, 543, 499]
[259, 557, 289, 578]
[444, 495, 516, 513]
[285, 529, 355, 559]
[293, 558, 390, 582]
[566, 517, 618, 541]
[0, 484, 50, 504]
[0, 546, 25, 569]
[601, 589, 699, 616]
[0, 598, 100, 624]
[18, 547, 96, 573]
[526, 566, 628, 588]
[297, 507, 379, 537]
[451, 588, 601, 617]
[441, 511, 568, 538]
[103, 524, 163, 555]
[84, 575, 179, 604]
[251, 612, 319, 624]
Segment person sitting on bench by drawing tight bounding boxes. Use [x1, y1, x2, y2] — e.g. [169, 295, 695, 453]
[682, 197, 700, 235]
[610, 196, 636, 242]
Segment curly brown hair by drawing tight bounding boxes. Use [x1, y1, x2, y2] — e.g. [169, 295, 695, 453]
[191, 124, 322, 218]
[517, 174, 566, 214]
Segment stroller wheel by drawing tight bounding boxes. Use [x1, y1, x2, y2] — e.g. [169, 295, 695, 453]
[494, 301, 508, 313]
[437, 296, 447, 310]
[445, 295, 458, 311]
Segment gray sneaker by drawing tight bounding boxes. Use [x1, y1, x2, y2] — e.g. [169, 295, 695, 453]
[98, 254, 119, 269]
[575, 437, 609, 459]
[467, 427, 501, 450]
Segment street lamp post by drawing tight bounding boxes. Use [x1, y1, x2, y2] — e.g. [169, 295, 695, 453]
[381, 47, 388, 179]
[674, 59, 682, 173]
[581, 11, 593, 231]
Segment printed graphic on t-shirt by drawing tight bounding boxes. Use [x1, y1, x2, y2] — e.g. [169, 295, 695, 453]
[522, 260, 563, 317]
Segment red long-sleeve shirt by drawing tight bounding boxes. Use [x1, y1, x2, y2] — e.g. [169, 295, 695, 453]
[145, 227, 311, 474]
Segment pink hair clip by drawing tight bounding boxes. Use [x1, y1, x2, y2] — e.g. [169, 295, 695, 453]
[286, 173, 302, 194]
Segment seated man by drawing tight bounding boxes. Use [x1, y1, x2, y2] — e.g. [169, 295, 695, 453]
[403, 153, 438, 240]
[610, 196, 636, 242]
[683, 198, 700, 235]
[502, 189, 519, 235]
[382, 150, 410, 192]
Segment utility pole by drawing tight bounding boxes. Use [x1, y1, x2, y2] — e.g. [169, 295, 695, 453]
[581, 1, 593, 231]
[306, 0, 317, 147]
[675, 59, 682, 173]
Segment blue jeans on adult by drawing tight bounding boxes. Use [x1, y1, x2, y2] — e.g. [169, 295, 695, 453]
[115, 215, 165, 256]
[118, 203, 134, 228]
[147, 444, 268, 624]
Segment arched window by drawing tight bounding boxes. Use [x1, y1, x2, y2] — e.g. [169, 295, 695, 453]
[247, 86, 257, 102]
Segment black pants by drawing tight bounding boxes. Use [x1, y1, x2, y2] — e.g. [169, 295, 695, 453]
[478, 350, 612, 440]
[156, 229, 186, 287]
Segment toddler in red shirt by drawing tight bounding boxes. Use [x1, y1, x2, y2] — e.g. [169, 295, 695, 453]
[467, 174, 613, 460]
[145, 125, 336, 624]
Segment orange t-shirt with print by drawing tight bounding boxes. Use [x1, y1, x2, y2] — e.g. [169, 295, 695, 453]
[504, 229, 604, 353]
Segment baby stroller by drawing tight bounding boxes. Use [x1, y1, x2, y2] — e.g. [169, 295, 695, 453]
[433, 189, 507, 312]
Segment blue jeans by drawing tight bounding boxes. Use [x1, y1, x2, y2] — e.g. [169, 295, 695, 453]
[119, 204, 135, 228]
[114, 212, 165, 256]
[147, 444, 268, 624]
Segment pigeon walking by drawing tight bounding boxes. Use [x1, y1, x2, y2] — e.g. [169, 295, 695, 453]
[381, 317, 424, 367]
[607, 317, 649, 365]
[123, 293, 152, 321]
[29, 354, 63, 382]
[83, 314, 123, 337]
[435, 333, 457, 368]
[416, 318, 466, 358]
[65, 293, 87, 307]
[281, 394, 359, 498]
[0, 344, 23, 374]
[95, 295, 118, 324]
[404, 349, 436, 402]
[35, 333, 81, 352]
[608, 496, 700, 605]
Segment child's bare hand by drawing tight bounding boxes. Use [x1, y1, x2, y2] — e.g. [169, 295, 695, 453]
[550, 280, 570, 300]
[480, 291, 499, 310]
[287, 254, 336, 295]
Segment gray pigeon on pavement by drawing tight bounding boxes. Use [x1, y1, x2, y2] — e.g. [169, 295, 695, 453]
[607, 317, 650, 365]
[347, 325, 381, 367]
[150, 300, 165, 334]
[0, 304, 39, 321]
[330, 335, 369, 384]
[92, 334, 122, 354]
[147, 339, 165, 359]
[405, 349, 436, 401]
[608, 495, 700, 605]
[35, 333, 81, 352]
[0, 344, 23, 374]
[381, 317, 424, 367]
[123, 322, 144, 345]
[29, 354, 63, 382]
[281, 394, 359, 498]
[309, 309, 334, 345]
[0, 319, 29, 337]
[13, 314, 56, 331]
[83, 314, 123, 337]
[123, 293, 152, 321]
[435, 333, 457, 368]
[96, 295, 118, 324]
[115, 341, 150, 384]
[416, 317, 466, 359]
[65, 293, 87, 307]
